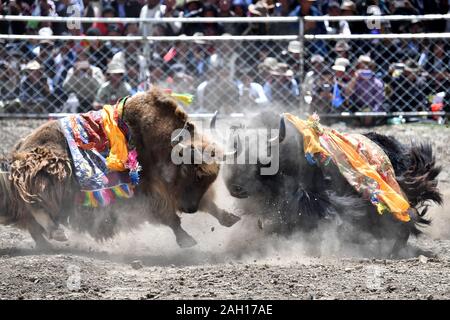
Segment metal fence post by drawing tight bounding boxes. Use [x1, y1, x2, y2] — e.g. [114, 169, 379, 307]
[298, 16, 305, 113]
[142, 21, 150, 91]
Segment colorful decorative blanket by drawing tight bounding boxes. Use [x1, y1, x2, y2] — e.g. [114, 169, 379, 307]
[285, 113, 411, 222]
[59, 97, 141, 207]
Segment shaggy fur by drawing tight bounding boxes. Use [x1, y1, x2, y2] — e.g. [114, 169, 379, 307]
[1, 88, 229, 249]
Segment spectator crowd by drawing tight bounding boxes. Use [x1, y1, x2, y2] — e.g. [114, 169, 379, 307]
[0, 0, 449, 115]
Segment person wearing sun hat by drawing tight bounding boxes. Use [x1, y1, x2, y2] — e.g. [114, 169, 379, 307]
[263, 62, 300, 110]
[345, 54, 385, 113]
[19, 60, 52, 112]
[94, 60, 133, 109]
[302, 54, 326, 101]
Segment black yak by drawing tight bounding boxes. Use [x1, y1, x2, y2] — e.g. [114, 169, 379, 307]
[213, 111, 442, 257]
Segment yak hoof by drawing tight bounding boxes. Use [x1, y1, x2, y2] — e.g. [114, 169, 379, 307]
[217, 212, 241, 228]
[50, 228, 68, 242]
[176, 231, 197, 248]
[34, 237, 53, 251]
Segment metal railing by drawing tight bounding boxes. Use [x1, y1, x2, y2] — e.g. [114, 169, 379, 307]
[0, 14, 448, 121]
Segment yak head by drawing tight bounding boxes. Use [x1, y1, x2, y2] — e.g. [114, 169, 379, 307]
[209, 111, 305, 200]
[124, 89, 225, 214]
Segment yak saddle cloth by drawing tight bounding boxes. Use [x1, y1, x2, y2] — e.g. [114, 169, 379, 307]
[59, 97, 141, 208]
[285, 113, 411, 222]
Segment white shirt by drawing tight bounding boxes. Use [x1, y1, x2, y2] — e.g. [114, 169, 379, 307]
[139, 4, 162, 36]
[236, 81, 268, 105]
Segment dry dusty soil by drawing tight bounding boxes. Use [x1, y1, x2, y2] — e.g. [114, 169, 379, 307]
[0, 119, 449, 300]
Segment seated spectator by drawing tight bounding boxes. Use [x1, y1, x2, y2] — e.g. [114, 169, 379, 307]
[85, 27, 115, 72]
[8, 0, 30, 35]
[299, 0, 324, 34]
[256, 56, 278, 85]
[270, 0, 300, 35]
[214, 36, 239, 81]
[263, 62, 299, 111]
[248, 0, 275, 35]
[124, 23, 140, 36]
[389, 59, 426, 112]
[329, 57, 350, 110]
[425, 40, 450, 98]
[389, 0, 419, 33]
[302, 54, 331, 110]
[334, 40, 351, 60]
[202, 4, 224, 36]
[0, 1, 9, 34]
[106, 24, 123, 54]
[94, 60, 133, 109]
[31, 0, 57, 18]
[139, 0, 163, 36]
[19, 60, 53, 112]
[82, 0, 101, 33]
[282, 40, 301, 83]
[182, 0, 204, 35]
[324, 1, 351, 35]
[136, 57, 173, 92]
[217, 0, 236, 34]
[341, 0, 368, 34]
[93, 6, 122, 36]
[197, 54, 240, 113]
[235, 67, 269, 108]
[186, 38, 209, 81]
[63, 50, 106, 112]
[112, 0, 142, 18]
[345, 56, 385, 112]
[152, 0, 183, 36]
[0, 60, 21, 112]
[167, 64, 196, 94]
[112, 37, 148, 86]
[50, 37, 78, 109]
[230, 0, 250, 35]
[332, 57, 351, 82]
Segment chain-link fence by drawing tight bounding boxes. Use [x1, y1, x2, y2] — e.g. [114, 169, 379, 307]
[303, 35, 450, 117]
[0, 15, 449, 119]
[0, 36, 300, 115]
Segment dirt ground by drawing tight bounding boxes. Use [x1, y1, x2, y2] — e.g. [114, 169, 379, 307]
[0, 119, 449, 300]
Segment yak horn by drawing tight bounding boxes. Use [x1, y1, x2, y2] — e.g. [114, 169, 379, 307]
[222, 133, 241, 160]
[210, 110, 240, 160]
[210, 110, 229, 145]
[268, 114, 286, 144]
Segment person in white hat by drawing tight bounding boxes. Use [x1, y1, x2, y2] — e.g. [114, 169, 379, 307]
[63, 50, 106, 112]
[355, 55, 374, 71]
[302, 53, 327, 104]
[332, 57, 350, 74]
[94, 60, 132, 109]
[19, 60, 52, 112]
[329, 57, 352, 110]
[345, 54, 385, 114]
[263, 62, 299, 110]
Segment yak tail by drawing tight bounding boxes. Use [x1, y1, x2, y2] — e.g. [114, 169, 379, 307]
[397, 143, 443, 234]
[9, 146, 72, 218]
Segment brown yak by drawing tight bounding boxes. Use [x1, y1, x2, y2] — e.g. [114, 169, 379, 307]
[0, 88, 239, 249]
